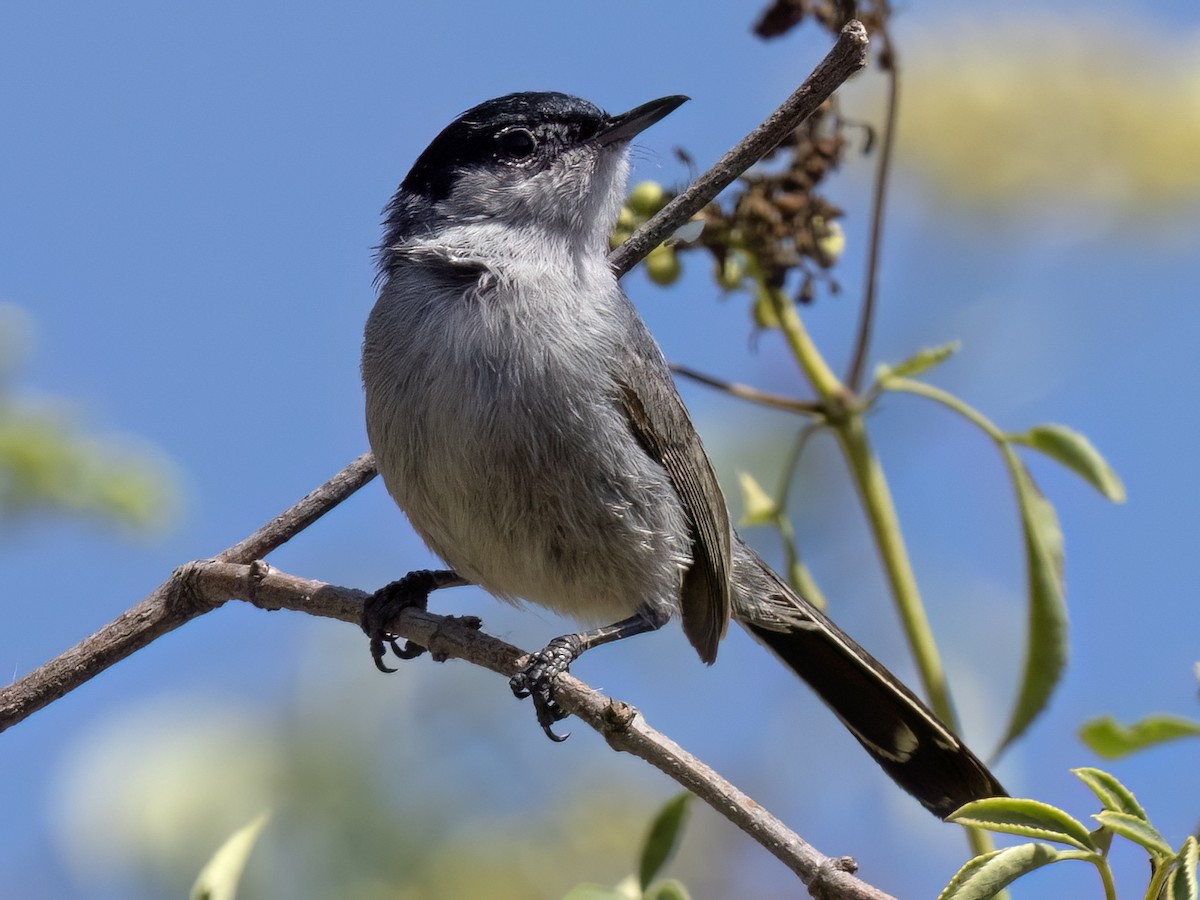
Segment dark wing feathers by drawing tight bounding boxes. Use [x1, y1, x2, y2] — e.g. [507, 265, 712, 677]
[614, 339, 732, 663]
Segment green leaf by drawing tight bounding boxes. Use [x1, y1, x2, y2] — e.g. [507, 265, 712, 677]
[938, 842, 1095, 900]
[736, 471, 778, 526]
[0, 406, 178, 530]
[1071, 767, 1148, 819]
[639, 794, 691, 891]
[1164, 837, 1199, 900]
[788, 556, 827, 612]
[1010, 423, 1126, 503]
[948, 798, 1096, 851]
[1078, 714, 1200, 759]
[876, 340, 961, 381]
[644, 879, 692, 900]
[995, 449, 1069, 754]
[189, 811, 270, 900]
[561, 886, 636, 900]
[1093, 810, 1174, 859]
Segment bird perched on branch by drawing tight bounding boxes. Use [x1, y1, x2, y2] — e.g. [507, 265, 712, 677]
[361, 91, 1005, 818]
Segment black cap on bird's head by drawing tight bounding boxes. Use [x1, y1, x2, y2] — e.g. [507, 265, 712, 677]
[378, 91, 686, 275]
[398, 91, 688, 204]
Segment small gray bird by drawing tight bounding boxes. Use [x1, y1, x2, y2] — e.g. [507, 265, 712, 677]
[361, 91, 1005, 818]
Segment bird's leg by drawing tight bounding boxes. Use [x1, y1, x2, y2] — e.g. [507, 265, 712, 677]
[510, 606, 669, 741]
[361, 569, 469, 672]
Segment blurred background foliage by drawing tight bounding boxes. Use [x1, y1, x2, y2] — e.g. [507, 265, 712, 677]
[3, 3, 1198, 899]
[0, 304, 176, 531]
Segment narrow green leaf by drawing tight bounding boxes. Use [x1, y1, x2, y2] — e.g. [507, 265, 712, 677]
[1071, 767, 1148, 819]
[948, 798, 1096, 851]
[1078, 714, 1200, 759]
[1010, 424, 1126, 503]
[736, 471, 778, 526]
[561, 885, 636, 900]
[639, 794, 692, 891]
[1093, 810, 1175, 859]
[189, 811, 270, 900]
[1164, 837, 1199, 900]
[995, 449, 1069, 754]
[876, 340, 961, 381]
[938, 842, 1095, 900]
[787, 557, 827, 611]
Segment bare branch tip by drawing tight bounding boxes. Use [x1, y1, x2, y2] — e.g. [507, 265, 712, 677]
[841, 19, 869, 47]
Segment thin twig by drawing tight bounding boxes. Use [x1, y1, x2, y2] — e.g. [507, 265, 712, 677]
[844, 21, 898, 393]
[220, 452, 377, 563]
[0, 455, 378, 732]
[609, 20, 870, 278]
[186, 560, 897, 900]
[670, 363, 824, 416]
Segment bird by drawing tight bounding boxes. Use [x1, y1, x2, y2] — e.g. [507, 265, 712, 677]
[360, 90, 1006, 818]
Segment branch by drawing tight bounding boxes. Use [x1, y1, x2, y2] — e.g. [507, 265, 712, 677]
[608, 19, 870, 277]
[0, 454, 377, 732]
[188, 560, 896, 900]
[670, 363, 824, 416]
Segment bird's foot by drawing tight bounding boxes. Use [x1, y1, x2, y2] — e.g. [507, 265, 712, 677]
[509, 634, 583, 742]
[361, 570, 446, 672]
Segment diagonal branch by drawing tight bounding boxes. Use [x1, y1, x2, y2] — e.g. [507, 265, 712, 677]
[188, 560, 897, 900]
[0, 454, 377, 732]
[609, 19, 869, 278]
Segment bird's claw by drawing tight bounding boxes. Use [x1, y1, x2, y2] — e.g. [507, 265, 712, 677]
[362, 571, 442, 671]
[509, 634, 583, 742]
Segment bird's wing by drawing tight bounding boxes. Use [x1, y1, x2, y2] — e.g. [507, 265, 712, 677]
[613, 319, 732, 663]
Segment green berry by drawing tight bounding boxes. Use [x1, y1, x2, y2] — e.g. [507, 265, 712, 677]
[628, 181, 667, 218]
[645, 245, 681, 285]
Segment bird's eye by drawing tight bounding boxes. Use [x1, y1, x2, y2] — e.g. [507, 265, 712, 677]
[497, 128, 537, 161]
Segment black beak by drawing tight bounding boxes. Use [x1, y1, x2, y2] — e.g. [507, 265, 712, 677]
[598, 95, 689, 146]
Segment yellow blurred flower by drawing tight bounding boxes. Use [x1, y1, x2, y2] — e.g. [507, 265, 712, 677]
[894, 14, 1200, 219]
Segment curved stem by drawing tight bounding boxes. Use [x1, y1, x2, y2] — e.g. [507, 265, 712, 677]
[1097, 857, 1118, 900]
[884, 376, 1006, 443]
[845, 21, 899, 392]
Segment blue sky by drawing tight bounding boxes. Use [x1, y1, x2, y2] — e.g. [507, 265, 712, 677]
[3, 2, 1199, 898]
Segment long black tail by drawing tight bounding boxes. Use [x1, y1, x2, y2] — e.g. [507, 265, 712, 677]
[733, 540, 1006, 819]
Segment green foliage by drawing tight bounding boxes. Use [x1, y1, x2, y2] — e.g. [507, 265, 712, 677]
[0, 304, 177, 532]
[563, 794, 694, 900]
[941, 769, 1198, 899]
[190, 812, 270, 900]
[1009, 424, 1126, 503]
[938, 843, 1097, 900]
[735, 471, 779, 526]
[997, 445, 1068, 755]
[873, 340, 960, 381]
[876, 365, 1125, 753]
[1070, 767, 1147, 819]
[1078, 714, 1200, 759]
[638, 794, 691, 891]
